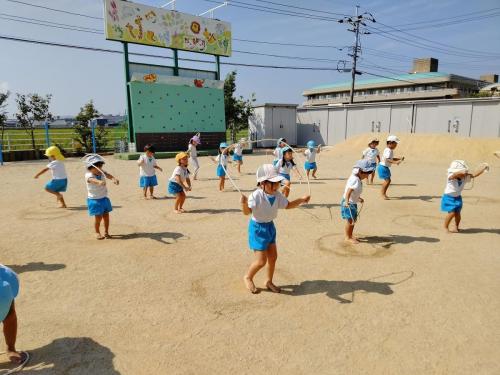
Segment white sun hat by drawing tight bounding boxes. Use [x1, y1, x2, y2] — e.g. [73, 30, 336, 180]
[386, 135, 400, 143]
[84, 154, 106, 168]
[448, 160, 469, 174]
[256, 164, 285, 183]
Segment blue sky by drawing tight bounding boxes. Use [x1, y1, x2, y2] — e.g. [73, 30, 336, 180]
[1, 0, 499, 116]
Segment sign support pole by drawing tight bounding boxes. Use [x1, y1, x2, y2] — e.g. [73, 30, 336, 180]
[173, 49, 179, 76]
[123, 42, 134, 143]
[215, 55, 221, 80]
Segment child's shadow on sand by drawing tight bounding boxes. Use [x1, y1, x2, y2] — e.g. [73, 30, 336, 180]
[359, 235, 440, 248]
[110, 231, 187, 244]
[280, 280, 395, 304]
[6, 337, 120, 374]
[5, 262, 66, 274]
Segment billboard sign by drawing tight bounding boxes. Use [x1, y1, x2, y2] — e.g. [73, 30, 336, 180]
[104, 0, 232, 56]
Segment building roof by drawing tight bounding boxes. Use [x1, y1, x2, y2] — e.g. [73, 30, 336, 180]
[480, 83, 500, 91]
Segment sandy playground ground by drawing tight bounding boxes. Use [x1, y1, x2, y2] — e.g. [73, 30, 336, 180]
[0, 133, 499, 374]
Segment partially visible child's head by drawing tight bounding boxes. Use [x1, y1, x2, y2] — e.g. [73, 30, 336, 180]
[353, 159, 375, 180]
[307, 140, 316, 150]
[190, 135, 201, 146]
[144, 144, 156, 157]
[368, 138, 379, 148]
[175, 152, 189, 166]
[277, 138, 287, 148]
[44, 146, 64, 161]
[386, 135, 400, 149]
[256, 164, 283, 194]
[219, 142, 228, 154]
[282, 146, 295, 165]
[88, 161, 104, 174]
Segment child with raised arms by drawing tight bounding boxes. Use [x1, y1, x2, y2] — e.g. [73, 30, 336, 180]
[341, 159, 375, 244]
[216, 142, 233, 191]
[377, 135, 404, 199]
[441, 160, 488, 233]
[232, 139, 244, 174]
[85, 155, 119, 240]
[240, 164, 310, 294]
[276, 146, 302, 198]
[304, 140, 321, 179]
[188, 135, 201, 180]
[272, 138, 286, 166]
[137, 144, 162, 199]
[168, 152, 192, 213]
[34, 146, 68, 208]
[362, 138, 380, 184]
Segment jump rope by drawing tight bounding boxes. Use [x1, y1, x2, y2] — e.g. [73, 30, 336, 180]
[0, 351, 30, 374]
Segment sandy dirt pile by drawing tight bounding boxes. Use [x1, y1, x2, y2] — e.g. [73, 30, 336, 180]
[0, 133, 499, 374]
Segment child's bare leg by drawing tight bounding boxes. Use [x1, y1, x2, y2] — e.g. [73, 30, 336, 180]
[345, 220, 359, 243]
[237, 162, 241, 173]
[312, 167, 317, 178]
[3, 302, 22, 364]
[265, 243, 280, 293]
[219, 177, 225, 191]
[103, 213, 110, 237]
[444, 212, 457, 232]
[454, 211, 461, 231]
[282, 182, 290, 198]
[179, 192, 186, 211]
[142, 187, 148, 199]
[149, 186, 156, 199]
[369, 172, 374, 184]
[306, 169, 310, 178]
[94, 215, 104, 239]
[381, 179, 391, 199]
[57, 193, 67, 208]
[244, 251, 267, 293]
[174, 194, 182, 213]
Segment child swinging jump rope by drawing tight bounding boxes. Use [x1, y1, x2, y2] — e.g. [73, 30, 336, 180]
[377, 135, 404, 199]
[303, 140, 321, 179]
[82, 154, 119, 240]
[137, 144, 163, 199]
[341, 159, 375, 244]
[441, 160, 488, 233]
[168, 152, 192, 213]
[187, 134, 201, 180]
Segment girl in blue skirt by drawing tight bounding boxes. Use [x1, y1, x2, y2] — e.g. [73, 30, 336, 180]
[304, 140, 321, 179]
[216, 142, 233, 191]
[377, 135, 404, 199]
[168, 152, 191, 213]
[441, 160, 488, 233]
[34, 146, 68, 208]
[342, 160, 375, 244]
[137, 144, 163, 199]
[240, 164, 310, 294]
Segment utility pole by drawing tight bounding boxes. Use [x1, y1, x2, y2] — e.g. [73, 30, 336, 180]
[338, 7, 376, 104]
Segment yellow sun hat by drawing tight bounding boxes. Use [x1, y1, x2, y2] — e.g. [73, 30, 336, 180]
[44, 146, 64, 160]
[175, 152, 189, 163]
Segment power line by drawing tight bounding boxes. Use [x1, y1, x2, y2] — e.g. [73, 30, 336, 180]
[0, 34, 342, 71]
[0, 15, 103, 34]
[250, 0, 349, 17]
[4, 0, 102, 20]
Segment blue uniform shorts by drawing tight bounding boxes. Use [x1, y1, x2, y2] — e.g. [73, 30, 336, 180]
[45, 178, 67, 192]
[377, 165, 391, 180]
[168, 181, 183, 195]
[139, 175, 158, 188]
[304, 162, 317, 170]
[441, 194, 463, 213]
[87, 197, 113, 216]
[340, 199, 358, 221]
[248, 220, 276, 251]
[217, 165, 226, 177]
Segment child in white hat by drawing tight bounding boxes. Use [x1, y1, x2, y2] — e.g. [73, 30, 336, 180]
[341, 160, 375, 244]
[362, 138, 380, 184]
[34, 146, 68, 208]
[240, 164, 310, 294]
[377, 135, 404, 199]
[84, 155, 119, 240]
[137, 144, 163, 200]
[188, 135, 201, 180]
[304, 140, 321, 179]
[168, 152, 192, 213]
[441, 160, 488, 233]
[232, 139, 245, 174]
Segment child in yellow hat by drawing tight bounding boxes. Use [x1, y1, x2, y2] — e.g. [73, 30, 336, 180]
[34, 146, 68, 208]
[168, 152, 191, 213]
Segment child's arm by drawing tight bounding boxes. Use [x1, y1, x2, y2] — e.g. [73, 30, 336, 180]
[104, 171, 119, 185]
[317, 145, 321, 153]
[376, 155, 381, 163]
[293, 165, 303, 179]
[185, 177, 192, 191]
[34, 167, 49, 179]
[240, 195, 252, 215]
[286, 195, 310, 209]
[88, 177, 106, 186]
[154, 165, 163, 172]
[448, 171, 467, 180]
[175, 175, 190, 191]
[344, 188, 353, 206]
[386, 158, 402, 165]
[472, 165, 488, 178]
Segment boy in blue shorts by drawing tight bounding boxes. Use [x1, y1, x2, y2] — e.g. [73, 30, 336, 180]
[137, 144, 163, 199]
[304, 140, 321, 179]
[378, 135, 404, 199]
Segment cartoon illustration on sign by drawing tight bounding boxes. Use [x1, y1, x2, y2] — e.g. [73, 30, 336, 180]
[194, 79, 205, 88]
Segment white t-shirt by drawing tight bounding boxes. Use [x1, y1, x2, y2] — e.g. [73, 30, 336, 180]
[444, 172, 470, 197]
[47, 160, 67, 179]
[304, 149, 317, 163]
[343, 174, 362, 203]
[379, 147, 393, 168]
[188, 144, 198, 159]
[85, 172, 107, 199]
[216, 154, 228, 167]
[362, 147, 379, 163]
[276, 160, 294, 175]
[138, 154, 157, 177]
[248, 189, 288, 223]
[169, 166, 190, 183]
[273, 147, 283, 160]
[234, 144, 243, 156]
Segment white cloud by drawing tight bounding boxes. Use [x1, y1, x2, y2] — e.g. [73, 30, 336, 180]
[0, 82, 8, 93]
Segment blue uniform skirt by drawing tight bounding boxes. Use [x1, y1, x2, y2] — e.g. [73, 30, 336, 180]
[139, 175, 158, 188]
[340, 199, 358, 221]
[0, 265, 19, 321]
[233, 154, 243, 162]
[87, 197, 113, 216]
[304, 162, 317, 170]
[248, 220, 276, 251]
[168, 181, 183, 195]
[45, 178, 67, 192]
[217, 165, 226, 177]
[279, 173, 291, 186]
[441, 194, 463, 213]
[377, 165, 391, 180]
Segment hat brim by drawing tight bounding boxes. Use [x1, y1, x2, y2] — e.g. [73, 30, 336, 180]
[258, 175, 284, 183]
[448, 168, 467, 174]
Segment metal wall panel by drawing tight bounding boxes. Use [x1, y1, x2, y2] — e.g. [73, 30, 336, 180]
[470, 102, 500, 137]
[389, 105, 413, 134]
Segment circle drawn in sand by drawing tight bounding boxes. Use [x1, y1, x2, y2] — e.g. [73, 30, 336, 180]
[392, 215, 442, 230]
[316, 233, 395, 258]
[19, 207, 73, 221]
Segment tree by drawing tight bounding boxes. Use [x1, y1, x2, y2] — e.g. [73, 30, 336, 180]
[15, 93, 53, 151]
[0, 91, 9, 146]
[224, 71, 256, 143]
[73, 100, 109, 153]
